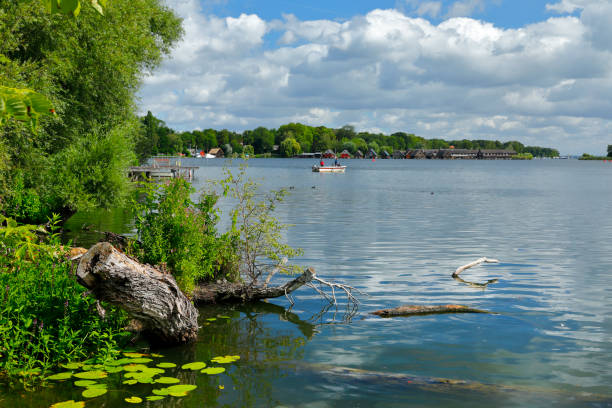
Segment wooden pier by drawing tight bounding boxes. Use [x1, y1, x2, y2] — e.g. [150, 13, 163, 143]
[128, 157, 198, 181]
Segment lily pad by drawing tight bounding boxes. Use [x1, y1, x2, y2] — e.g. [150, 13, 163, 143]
[123, 379, 138, 385]
[142, 367, 165, 375]
[156, 362, 176, 368]
[74, 380, 97, 387]
[150, 353, 164, 358]
[181, 362, 206, 371]
[201, 367, 225, 375]
[218, 315, 231, 319]
[85, 383, 107, 389]
[61, 362, 83, 370]
[206, 318, 217, 321]
[47, 372, 73, 381]
[169, 391, 188, 397]
[166, 384, 197, 393]
[146, 395, 165, 401]
[125, 396, 143, 403]
[154, 376, 180, 384]
[82, 388, 107, 398]
[106, 358, 132, 366]
[152, 388, 169, 396]
[211, 355, 240, 364]
[104, 366, 123, 373]
[127, 357, 153, 364]
[73, 371, 107, 380]
[50, 401, 85, 408]
[123, 364, 149, 372]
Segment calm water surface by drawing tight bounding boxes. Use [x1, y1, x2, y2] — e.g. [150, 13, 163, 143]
[7, 159, 612, 407]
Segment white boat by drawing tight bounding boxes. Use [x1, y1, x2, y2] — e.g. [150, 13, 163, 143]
[312, 165, 346, 173]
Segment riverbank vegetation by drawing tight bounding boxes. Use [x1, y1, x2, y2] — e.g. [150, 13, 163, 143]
[137, 113, 560, 160]
[0, 0, 182, 224]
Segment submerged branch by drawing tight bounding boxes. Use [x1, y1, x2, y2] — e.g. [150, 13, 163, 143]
[452, 257, 499, 277]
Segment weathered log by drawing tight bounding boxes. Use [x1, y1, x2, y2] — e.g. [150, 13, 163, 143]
[77, 242, 198, 345]
[371, 304, 490, 317]
[193, 267, 316, 304]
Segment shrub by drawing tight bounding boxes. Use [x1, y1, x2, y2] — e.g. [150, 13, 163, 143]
[0, 215, 129, 386]
[132, 178, 238, 294]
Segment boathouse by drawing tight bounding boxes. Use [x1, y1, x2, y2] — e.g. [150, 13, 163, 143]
[354, 150, 364, 159]
[339, 150, 351, 159]
[322, 149, 336, 159]
[393, 150, 406, 159]
[366, 148, 378, 159]
[381, 150, 391, 159]
[208, 147, 224, 158]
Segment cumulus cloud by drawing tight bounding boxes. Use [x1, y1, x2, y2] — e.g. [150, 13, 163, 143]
[139, 1, 612, 154]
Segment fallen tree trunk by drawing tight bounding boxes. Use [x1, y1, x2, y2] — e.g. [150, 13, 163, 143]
[192, 267, 316, 304]
[77, 242, 198, 345]
[371, 304, 490, 317]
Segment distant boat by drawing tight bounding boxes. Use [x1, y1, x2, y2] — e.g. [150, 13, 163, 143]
[205, 153, 216, 159]
[312, 165, 346, 173]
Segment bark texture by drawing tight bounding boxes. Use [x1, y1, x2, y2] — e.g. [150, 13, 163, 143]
[77, 242, 198, 344]
[371, 304, 489, 317]
[193, 267, 316, 304]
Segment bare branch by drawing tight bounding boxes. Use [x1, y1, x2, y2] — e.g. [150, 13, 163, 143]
[452, 257, 499, 277]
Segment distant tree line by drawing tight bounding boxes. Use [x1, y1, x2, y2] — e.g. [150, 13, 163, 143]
[136, 113, 560, 162]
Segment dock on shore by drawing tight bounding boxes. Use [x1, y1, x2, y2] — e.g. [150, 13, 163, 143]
[128, 157, 198, 180]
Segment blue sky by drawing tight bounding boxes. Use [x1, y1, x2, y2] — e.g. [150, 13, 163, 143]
[139, 0, 612, 154]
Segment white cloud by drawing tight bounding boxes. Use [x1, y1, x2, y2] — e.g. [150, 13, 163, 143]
[139, 2, 612, 154]
[446, 0, 486, 18]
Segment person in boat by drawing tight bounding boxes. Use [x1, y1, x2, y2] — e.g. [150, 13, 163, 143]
[334, 158, 339, 166]
[320, 159, 325, 166]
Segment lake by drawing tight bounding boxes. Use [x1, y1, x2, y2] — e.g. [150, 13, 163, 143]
[8, 158, 612, 407]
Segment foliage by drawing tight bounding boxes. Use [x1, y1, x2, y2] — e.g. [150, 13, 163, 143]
[579, 153, 607, 160]
[512, 152, 533, 160]
[608, 145, 612, 158]
[0, 215, 129, 385]
[218, 161, 303, 285]
[279, 137, 301, 157]
[132, 178, 238, 294]
[0, 0, 183, 222]
[0, 85, 55, 130]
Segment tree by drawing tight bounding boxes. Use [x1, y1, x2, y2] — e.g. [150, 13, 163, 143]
[608, 145, 612, 158]
[280, 137, 301, 157]
[0, 0, 183, 220]
[252, 127, 274, 154]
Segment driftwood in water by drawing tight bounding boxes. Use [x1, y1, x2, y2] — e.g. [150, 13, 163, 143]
[452, 257, 499, 277]
[193, 267, 316, 304]
[371, 304, 489, 317]
[77, 242, 198, 345]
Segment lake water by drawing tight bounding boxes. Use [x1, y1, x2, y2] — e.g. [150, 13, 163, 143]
[7, 158, 612, 407]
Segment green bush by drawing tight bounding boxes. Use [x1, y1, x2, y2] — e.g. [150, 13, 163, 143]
[132, 178, 238, 294]
[0, 215, 129, 386]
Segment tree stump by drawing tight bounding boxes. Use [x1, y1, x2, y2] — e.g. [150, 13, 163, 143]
[77, 242, 198, 344]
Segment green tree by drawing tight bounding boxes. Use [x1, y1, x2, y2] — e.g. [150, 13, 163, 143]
[280, 137, 301, 157]
[252, 126, 274, 154]
[607, 145, 612, 158]
[0, 0, 183, 220]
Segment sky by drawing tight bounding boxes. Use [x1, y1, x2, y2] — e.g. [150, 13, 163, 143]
[139, 0, 612, 155]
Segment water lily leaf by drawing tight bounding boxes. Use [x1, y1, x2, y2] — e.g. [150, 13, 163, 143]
[154, 376, 180, 384]
[169, 391, 188, 397]
[206, 318, 217, 321]
[106, 358, 132, 366]
[127, 358, 153, 364]
[201, 367, 225, 375]
[141, 367, 165, 375]
[61, 362, 83, 370]
[47, 372, 73, 380]
[80, 365, 96, 371]
[104, 366, 123, 373]
[85, 383, 107, 389]
[181, 362, 206, 371]
[50, 401, 85, 408]
[74, 380, 97, 387]
[138, 377, 154, 384]
[156, 362, 176, 368]
[125, 396, 143, 403]
[146, 395, 165, 401]
[211, 355, 240, 364]
[73, 371, 107, 380]
[123, 364, 149, 372]
[82, 388, 107, 398]
[123, 352, 148, 358]
[152, 388, 169, 396]
[218, 315, 231, 319]
[123, 379, 138, 385]
[150, 353, 164, 358]
[166, 384, 197, 393]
